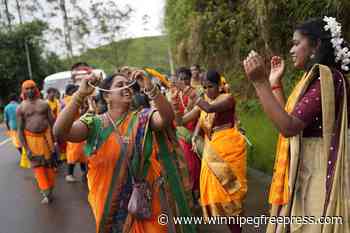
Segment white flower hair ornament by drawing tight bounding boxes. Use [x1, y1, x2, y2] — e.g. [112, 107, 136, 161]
[323, 16, 350, 72]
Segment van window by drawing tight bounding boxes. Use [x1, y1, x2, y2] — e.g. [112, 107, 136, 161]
[44, 78, 73, 96]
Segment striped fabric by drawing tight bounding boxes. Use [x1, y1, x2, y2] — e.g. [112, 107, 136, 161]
[269, 73, 309, 205]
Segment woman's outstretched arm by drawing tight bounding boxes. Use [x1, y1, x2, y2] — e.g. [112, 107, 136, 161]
[54, 75, 97, 142]
[243, 52, 305, 137]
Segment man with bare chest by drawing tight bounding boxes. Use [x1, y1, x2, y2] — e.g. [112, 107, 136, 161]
[17, 80, 56, 204]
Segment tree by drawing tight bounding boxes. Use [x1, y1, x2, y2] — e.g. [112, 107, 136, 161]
[0, 20, 65, 103]
[59, 0, 74, 58]
[2, 0, 12, 30]
[165, 0, 350, 70]
[88, 0, 132, 67]
[15, 0, 33, 79]
[45, 0, 133, 58]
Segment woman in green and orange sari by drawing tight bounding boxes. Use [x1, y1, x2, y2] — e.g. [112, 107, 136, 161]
[181, 70, 247, 233]
[54, 71, 196, 233]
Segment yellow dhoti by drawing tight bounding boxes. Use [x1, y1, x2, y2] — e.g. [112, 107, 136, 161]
[7, 130, 21, 148]
[24, 129, 56, 192]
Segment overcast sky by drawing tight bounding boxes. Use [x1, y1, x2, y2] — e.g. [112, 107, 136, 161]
[4, 0, 165, 56]
[122, 0, 165, 38]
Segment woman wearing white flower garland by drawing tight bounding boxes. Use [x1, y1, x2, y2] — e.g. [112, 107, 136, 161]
[244, 17, 350, 233]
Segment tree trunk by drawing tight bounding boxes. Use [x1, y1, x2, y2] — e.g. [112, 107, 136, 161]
[3, 0, 12, 30]
[15, 0, 33, 80]
[59, 0, 73, 58]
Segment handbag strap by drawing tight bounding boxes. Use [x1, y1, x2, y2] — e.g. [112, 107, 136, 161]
[105, 112, 138, 182]
[98, 112, 137, 233]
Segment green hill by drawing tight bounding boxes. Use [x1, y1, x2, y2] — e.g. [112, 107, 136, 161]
[67, 36, 170, 75]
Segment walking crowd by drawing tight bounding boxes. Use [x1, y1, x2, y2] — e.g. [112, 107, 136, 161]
[3, 17, 350, 233]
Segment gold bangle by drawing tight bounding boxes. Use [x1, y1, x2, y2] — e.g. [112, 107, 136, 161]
[148, 86, 158, 97]
[147, 87, 160, 100]
[144, 85, 156, 95]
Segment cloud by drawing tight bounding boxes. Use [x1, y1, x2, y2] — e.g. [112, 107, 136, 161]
[121, 0, 165, 38]
[5, 0, 165, 56]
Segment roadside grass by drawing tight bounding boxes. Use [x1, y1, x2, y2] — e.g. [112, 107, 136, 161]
[238, 107, 278, 175]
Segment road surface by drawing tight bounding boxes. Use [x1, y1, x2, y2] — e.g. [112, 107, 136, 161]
[0, 125, 269, 233]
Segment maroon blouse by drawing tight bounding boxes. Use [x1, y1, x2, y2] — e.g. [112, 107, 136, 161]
[290, 68, 350, 211]
[212, 97, 235, 128]
[291, 69, 350, 137]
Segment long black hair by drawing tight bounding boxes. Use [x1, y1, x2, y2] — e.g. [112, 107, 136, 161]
[65, 84, 79, 96]
[295, 18, 349, 74]
[205, 70, 221, 86]
[176, 67, 192, 80]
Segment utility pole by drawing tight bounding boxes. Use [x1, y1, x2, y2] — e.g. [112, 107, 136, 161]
[15, 0, 33, 79]
[167, 43, 175, 75]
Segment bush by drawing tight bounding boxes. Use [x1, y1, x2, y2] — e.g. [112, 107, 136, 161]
[238, 105, 278, 174]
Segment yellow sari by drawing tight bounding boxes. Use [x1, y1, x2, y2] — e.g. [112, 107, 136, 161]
[199, 94, 247, 217]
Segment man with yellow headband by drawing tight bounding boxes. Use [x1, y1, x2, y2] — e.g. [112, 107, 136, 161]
[16, 80, 57, 204]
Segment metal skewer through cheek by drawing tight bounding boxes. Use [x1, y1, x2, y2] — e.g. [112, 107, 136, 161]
[87, 80, 136, 92]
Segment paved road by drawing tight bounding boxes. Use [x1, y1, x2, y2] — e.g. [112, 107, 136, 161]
[0, 125, 270, 233]
[0, 125, 95, 233]
[0, 125, 9, 142]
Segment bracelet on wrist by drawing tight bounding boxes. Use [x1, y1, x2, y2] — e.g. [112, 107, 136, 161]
[147, 86, 160, 100]
[144, 85, 156, 94]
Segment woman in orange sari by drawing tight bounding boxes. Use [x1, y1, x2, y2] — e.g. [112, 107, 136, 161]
[54, 71, 196, 233]
[181, 70, 247, 233]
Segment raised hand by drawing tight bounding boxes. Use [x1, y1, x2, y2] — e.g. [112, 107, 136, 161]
[77, 72, 101, 97]
[269, 56, 285, 85]
[131, 70, 154, 90]
[243, 50, 268, 84]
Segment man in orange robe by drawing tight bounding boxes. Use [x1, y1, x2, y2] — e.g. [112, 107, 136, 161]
[17, 80, 57, 204]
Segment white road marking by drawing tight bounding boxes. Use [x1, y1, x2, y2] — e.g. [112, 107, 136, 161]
[0, 138, 11, 147]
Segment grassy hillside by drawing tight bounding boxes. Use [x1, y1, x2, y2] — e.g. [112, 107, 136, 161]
[66, 36, 170, 74]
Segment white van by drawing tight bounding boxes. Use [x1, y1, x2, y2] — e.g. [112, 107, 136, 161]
[42, 69, 106, 97]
